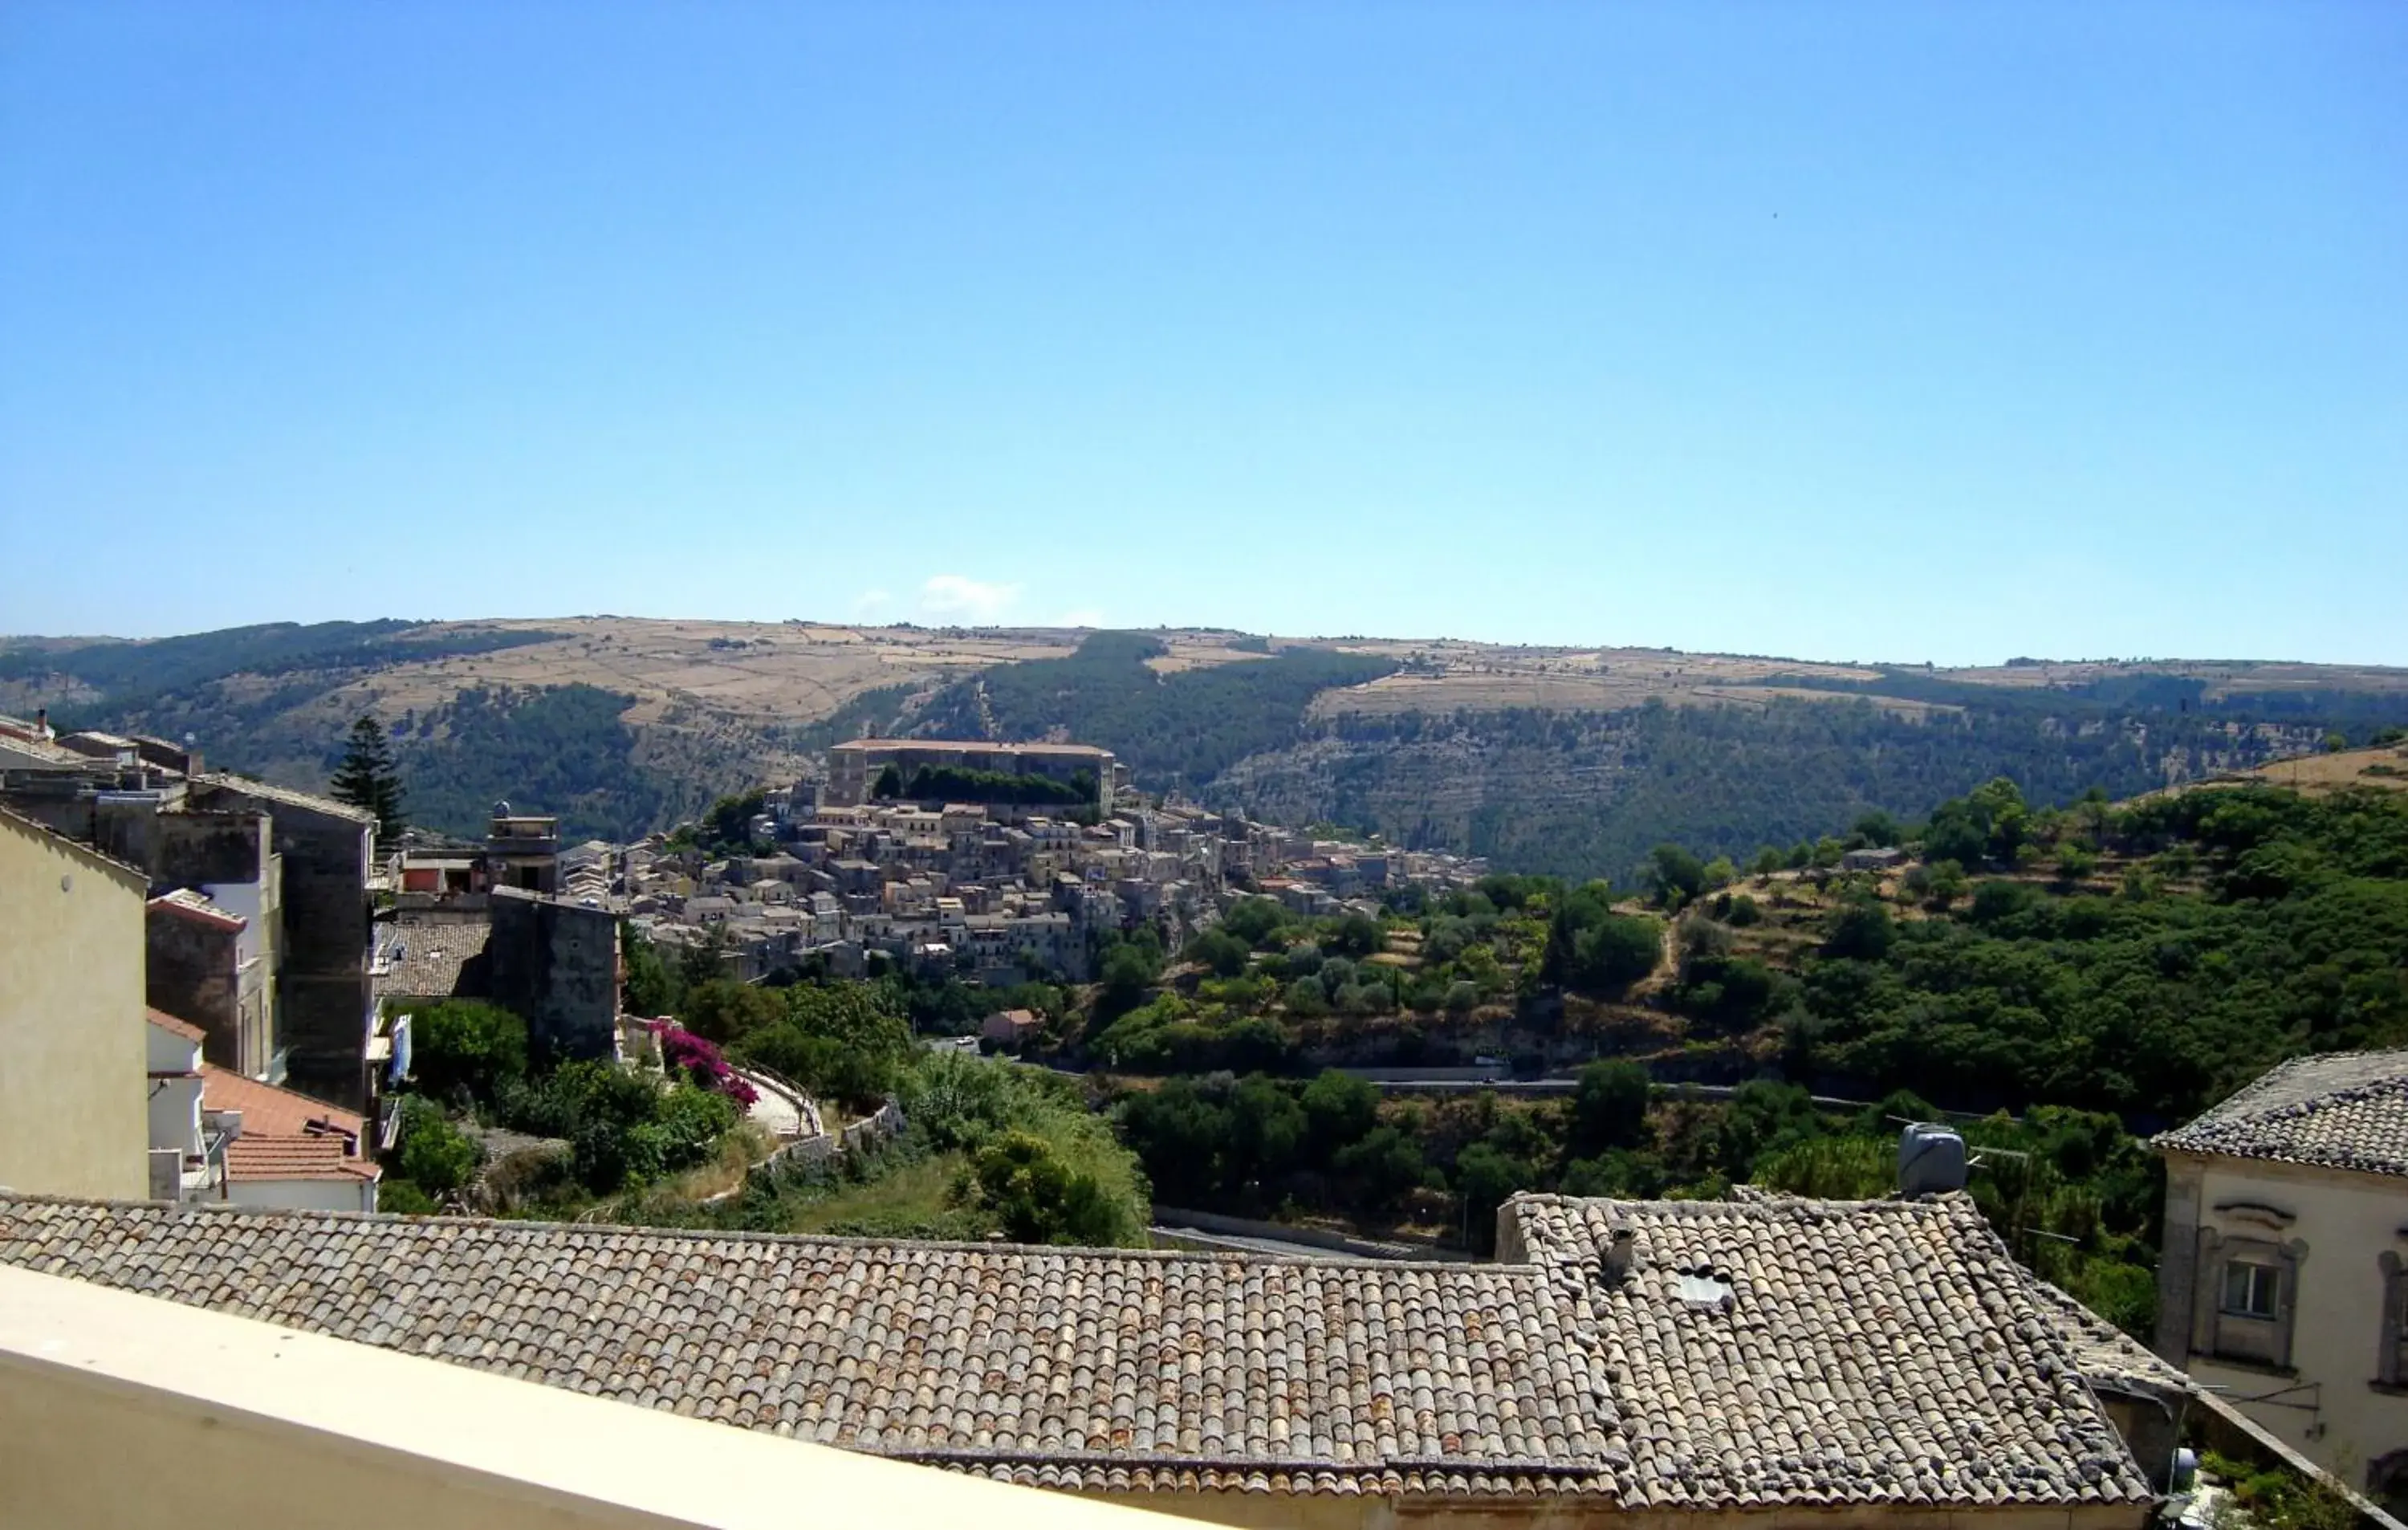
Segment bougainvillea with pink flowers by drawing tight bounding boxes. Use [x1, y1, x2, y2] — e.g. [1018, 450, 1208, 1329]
[642, 1019, 759, 1108]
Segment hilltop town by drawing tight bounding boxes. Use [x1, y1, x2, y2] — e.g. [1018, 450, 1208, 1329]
[6, 700, 2408, 1530]
[595, 739, 1474, 988]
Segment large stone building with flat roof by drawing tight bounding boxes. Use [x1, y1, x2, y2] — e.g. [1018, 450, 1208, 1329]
[0, 1187, 2164, 1529]
[824, 739, 1117, 812]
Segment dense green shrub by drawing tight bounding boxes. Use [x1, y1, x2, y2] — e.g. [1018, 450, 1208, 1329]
[728, 980, 917, 1111]
[394, 1097, 482, 1196]
[409, 1000, 527, 1105]
[376, 1179, 439, 1215]
[497, 1060, 736, 1194]
[1569, 1061, 1650, 1154]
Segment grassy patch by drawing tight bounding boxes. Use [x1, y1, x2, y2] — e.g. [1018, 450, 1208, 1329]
[769, 1150, 973, 1235]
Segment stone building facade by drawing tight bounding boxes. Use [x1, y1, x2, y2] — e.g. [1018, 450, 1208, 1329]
[186, 776, 376, 1111]
[487, 886, 620, 1064]
[2154, 1050, 2408, 1512]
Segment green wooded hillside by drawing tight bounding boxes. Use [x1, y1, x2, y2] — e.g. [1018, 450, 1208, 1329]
[1220, 686, 2408, 883]
[1101, 778, 2408, 1333]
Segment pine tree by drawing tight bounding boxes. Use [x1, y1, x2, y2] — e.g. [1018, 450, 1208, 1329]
[330, 715, 407, 847]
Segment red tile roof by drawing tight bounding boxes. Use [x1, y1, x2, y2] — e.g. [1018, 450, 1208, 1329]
[200, 1065, 367, 1142]
[223, 1135, 379, 1182]
[144, 1008, 207, 1044]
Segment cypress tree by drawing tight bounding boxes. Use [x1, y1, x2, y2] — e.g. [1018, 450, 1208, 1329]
[330, 714, 407, 846]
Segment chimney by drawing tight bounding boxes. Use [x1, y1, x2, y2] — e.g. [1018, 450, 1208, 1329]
[1601, 1220, 1638, 1286]
[34, 707, 51, 742]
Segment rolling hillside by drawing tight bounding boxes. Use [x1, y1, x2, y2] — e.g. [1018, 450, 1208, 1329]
[6, 616, 2405, 869]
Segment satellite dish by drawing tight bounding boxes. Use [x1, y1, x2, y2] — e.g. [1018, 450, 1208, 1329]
[494, 800, 511, 816]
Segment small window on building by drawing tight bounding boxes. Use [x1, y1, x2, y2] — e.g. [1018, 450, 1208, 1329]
[2223, 1260, 2281, 1319]
[2193, 1232, 2303, 1369]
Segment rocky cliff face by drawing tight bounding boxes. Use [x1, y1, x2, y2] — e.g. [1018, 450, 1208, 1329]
[1202, 702, 2331, 880]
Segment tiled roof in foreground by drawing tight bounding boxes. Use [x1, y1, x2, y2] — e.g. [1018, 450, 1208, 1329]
[2153, 1049, 2408, 1177]
[0, 1190, 2153, 1508]
[0, 1198, 1608, 1499]
[1502, 1194, 2152, 1510]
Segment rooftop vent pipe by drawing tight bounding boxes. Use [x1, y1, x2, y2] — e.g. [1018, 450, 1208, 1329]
[1601, 1221, 1637, 1286]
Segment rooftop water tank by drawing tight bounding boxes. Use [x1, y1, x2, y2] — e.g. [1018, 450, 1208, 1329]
[1898, 1122, 1967, 1198]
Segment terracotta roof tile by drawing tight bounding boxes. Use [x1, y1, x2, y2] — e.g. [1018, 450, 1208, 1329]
[144, 1008, 207, 1044]
[0, 1190, 2152, 1508]
[0, 1199, 1606, 1497]
[193, 771, 376, 825]
[2152, 1050, 2408, 1177]
[224, 1136, 380, 1182]
[200, 1065, 366, 1142]
[2022, 1276, 2190, 1401]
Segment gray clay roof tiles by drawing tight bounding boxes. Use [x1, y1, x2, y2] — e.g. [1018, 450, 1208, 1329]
[0, 1189, 2154, 1508]
[1500, 1194, 2153, 1509]
[0, 1198, 1608, 1498]
[2020, 1276, 2190, 1402]
[2153, 1049, 2408, 1178]
[375, 914, 490, 1000]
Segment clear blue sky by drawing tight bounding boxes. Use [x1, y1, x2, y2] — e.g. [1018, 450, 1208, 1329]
[3, 2, 2402, 665]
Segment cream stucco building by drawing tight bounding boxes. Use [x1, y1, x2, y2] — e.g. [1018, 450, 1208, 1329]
[2154, 1049, 2408, 1512]
[0, 808, 149, 1199]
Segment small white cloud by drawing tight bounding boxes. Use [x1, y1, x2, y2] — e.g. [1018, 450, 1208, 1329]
[848, 588, 893, 618]
[918, 574, 1023, 621]
[1054, 609, 1106, 629]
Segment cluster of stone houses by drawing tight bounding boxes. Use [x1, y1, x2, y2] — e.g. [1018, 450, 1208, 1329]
[1, 710, 385, 1211]
[589, 739, 1489, 989]
[376, 806, 622, 1065]
[0, 711, 625, 1215]
[2, 711, 378, 1109]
